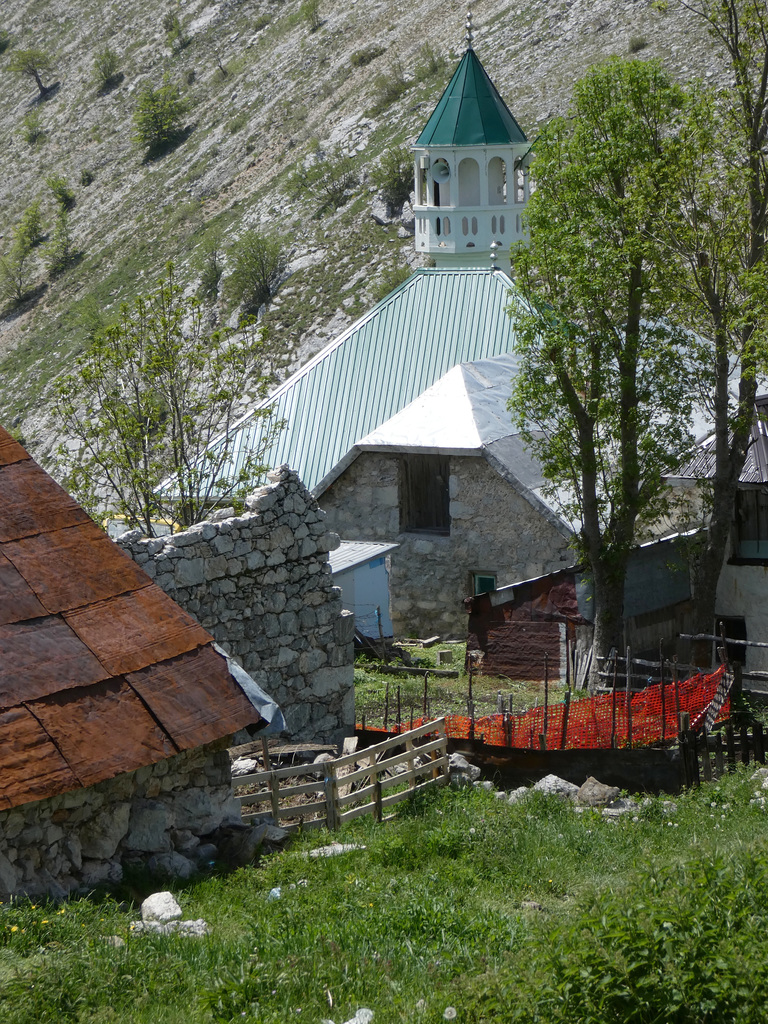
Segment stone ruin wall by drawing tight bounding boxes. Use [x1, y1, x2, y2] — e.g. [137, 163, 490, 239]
[0, 743, 237, 900]
[117, 466, 356, 745]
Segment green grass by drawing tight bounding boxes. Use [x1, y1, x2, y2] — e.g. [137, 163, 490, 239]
[3, 769, 768, 1022]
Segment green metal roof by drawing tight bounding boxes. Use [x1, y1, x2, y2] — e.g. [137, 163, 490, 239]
[203, 269, 522, 496]
[415, 49, 527, 148]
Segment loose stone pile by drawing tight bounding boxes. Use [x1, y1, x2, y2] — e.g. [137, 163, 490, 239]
[118, 466, 355, 744]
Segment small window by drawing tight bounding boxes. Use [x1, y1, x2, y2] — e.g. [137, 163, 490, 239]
[462, 216, 469, 236]
[499, 215, 505, 235]
[471, 216, 478, 235]
[443, 216, 451, 235]
[491, 215, 497, 234]
[400, 454, 450, 535]
[473, 573, 497, 595]
[435, 216, 441, 236]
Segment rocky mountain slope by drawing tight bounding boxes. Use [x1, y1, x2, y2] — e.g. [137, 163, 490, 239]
[0, 0, 722, 465]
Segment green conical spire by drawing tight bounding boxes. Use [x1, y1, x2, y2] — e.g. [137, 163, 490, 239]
[415, 49, 527, 147]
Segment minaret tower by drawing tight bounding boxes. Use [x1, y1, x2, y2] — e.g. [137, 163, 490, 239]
[412, 12, 531, 271]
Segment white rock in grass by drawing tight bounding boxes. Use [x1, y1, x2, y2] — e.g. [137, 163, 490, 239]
[141, 891, 182, 922]
[507, 786, 529, 805]
[308, 843, 366, 858]
[532, 775, 578, 800]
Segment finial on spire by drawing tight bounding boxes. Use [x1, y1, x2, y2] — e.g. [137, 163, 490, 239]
[490, 240, 499, 269]
[465, 10, 474, 50]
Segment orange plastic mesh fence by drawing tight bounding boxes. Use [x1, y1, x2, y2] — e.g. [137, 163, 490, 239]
[360, 665, 730, 750]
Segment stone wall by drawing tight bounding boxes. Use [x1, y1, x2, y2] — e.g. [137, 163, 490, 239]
[118, 467, 355, 744]
[321, 452, 572, 636]
[0, 742, 238, 899]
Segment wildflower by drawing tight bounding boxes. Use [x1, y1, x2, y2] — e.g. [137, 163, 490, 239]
[444, 1008, 457, 1020]
[10, 925, 18, 932]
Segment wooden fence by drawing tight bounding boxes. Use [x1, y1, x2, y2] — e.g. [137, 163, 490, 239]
[235, 719, 449, 832]
[679, 717, 766, 788]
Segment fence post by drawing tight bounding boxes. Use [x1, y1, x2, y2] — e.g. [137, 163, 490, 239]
[373, 775, 383, 822]
[715, 731, 725, 775]
[659, 641, 666, 744]
[544, 652, 549, 739]
[678, 711, 691, 788]
[270, 771, 280, 823]
[756, 721, 765, 765]
[689, 729, 701, 787]
[405, 735, 416, 791]
[701, 728, 713, 782]
[740, 724, 751, 766]
[560, 691, 571, 750]
[324, 762, 339, 830]
[625, 645, 633, 748]
[725, 723, 737, 771]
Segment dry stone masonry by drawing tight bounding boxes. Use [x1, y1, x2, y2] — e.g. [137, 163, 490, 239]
[0, 742, 237, 899]
[117, 466, 355, 744]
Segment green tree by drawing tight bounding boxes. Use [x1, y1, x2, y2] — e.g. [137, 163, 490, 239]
[508, 59, 696, 670]
[46, 174, 75, 210]
[371, 146, 413, 210]
[7, 47, 54, 96]
[55, 264, 283, 535]
[226, 229, 287, 315]
[196, 226, 225, 302]
[17, 200, 44, 248]
[46, 208, 76, 276]
[0, 239, 33, 305]
[132, 79, 187, 157]
[658, 0, 768, 655]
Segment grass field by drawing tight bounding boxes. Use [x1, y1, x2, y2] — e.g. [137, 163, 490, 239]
[3, 762, 768, 1023]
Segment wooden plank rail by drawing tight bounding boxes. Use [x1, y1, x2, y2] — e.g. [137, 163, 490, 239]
[236, 719, 449, 832]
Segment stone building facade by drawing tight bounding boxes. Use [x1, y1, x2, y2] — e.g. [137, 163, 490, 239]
[118, 466, 355, 744]
[0, 743, 237, 899]
[320, 451, 573, 637]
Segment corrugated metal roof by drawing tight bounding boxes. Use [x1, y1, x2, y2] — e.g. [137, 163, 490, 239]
[0, 425, 283, 811]
[329, 540, 399, 575]
[676, 394, 768, 484]
[415, 49, 527, 147]
[202, 268, 520, 496]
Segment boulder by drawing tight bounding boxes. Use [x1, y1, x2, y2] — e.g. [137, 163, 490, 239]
[576, 777, 621, 807]
[532, 774, 579, 800]
[449, 753, 482, 783]
[141, 890, 182, 923]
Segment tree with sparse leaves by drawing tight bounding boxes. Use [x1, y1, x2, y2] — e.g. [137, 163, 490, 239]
[55, 264, 283, 535]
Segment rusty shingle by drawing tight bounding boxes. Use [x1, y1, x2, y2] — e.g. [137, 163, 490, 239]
[3, 521, 150, 614]
[0, 424, 271, 813]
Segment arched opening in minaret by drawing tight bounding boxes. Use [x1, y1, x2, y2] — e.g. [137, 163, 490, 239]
[488, 157, 507, 205]
[458, 158, 480, 206]
[515, 165, 526, 204]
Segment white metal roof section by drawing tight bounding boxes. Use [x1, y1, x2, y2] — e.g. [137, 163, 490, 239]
[356, 352, 522, 451]
[328, 540, 400, 575]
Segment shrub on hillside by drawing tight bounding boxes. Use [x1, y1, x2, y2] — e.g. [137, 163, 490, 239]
[46, 174, 75, 210]
[350, 45, 385, 68]
[369, 59, 408, 115]
[163, 10, 189, 52]
[20, 109, 45, 146]
[133, 80, 187, 157]
[372, 146, 413, 209]
[0, 31, 11, 56]
[300, 0, 321, 32]
[92, 46, 121, 92]
[226, 229, 287, 315]
[17, 201, 44, 248]
[290, 145, 358, 210]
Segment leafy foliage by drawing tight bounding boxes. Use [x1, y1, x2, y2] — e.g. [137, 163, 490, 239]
[46, 208, 77, 276]
[92, 45, 121, 92]
[225, 228, 287, 315]
[55, 263, 282, 534]
[509, 58, 696, 658]
[20, 109, 45, 146]
[7, 47, 54, 95]
[368, 58, 408, 114]
[46, 173, 75, 210]
[371, 145, 413, 209]
[195, 225, 225, 301]
[0, 30, 11, 55]
[350, 45, 385, 68]
[17, 201, 44, 248]
[163, 10, 189, 51]
[299, 0, 322, 32]
[132, 79, 187, 157]
[290, 145, 358, 211]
